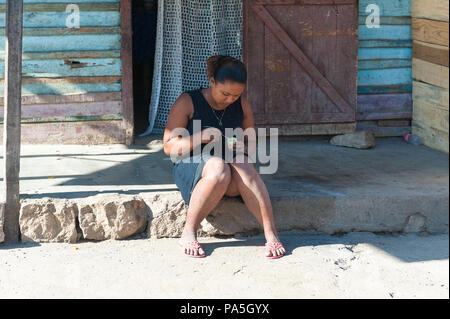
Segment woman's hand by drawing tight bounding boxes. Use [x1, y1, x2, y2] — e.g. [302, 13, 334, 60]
[201, 127, 222, 144]
[232, 140, 246, 154]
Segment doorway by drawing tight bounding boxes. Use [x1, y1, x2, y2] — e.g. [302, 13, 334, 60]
[132, 0, 158, 136]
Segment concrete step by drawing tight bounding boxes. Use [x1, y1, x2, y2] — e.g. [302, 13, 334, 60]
[3, 136, 448, 243]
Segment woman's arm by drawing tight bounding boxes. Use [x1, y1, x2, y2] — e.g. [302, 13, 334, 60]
[241, 96, 256, 151]
[163, 93, 222, 157]
[163, 93, 196, 157]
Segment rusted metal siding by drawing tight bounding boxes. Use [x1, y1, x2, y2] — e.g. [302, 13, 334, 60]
[0, 0, 124, 143]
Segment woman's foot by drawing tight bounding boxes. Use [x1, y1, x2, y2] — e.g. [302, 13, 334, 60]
[179, 229, 205, 258]
[265, 232, 286, 259]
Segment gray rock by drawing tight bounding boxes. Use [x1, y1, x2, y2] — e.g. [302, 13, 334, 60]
[147, 193, 187, 238]
[403, 213, 427, 233]
[19, 199, 79, 243]
[330, 131, 376, 149]
[78, 195, 148, 240]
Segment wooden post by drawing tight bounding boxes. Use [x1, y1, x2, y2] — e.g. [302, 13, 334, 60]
[120, 0, 134, 145]
[1, 0, 23, 243]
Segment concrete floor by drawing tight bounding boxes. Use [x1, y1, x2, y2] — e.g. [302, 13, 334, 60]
[3, 135, 448, 235]
[7, 135, 447, 198]
[0, 232, 448, 298]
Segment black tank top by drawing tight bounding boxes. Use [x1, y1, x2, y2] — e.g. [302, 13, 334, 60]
[185, 87, 244, 159]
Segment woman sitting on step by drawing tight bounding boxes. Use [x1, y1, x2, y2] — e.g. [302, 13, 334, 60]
[163, 55, 286, 259]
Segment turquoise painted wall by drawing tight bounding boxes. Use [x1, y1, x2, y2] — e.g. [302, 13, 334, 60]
[358, 0, 412, 94]
[0, 0, 413, 124]
[0, 0, 121, 98]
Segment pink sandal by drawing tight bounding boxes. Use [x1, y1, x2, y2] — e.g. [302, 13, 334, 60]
[179, 240, 206, 258]
[265, 242, 285, 259]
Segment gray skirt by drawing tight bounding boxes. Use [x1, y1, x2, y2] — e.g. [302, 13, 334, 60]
[172, 154, 214, 205]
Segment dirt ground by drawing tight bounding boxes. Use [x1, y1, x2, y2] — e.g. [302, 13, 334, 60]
[0, 231, 448, 299]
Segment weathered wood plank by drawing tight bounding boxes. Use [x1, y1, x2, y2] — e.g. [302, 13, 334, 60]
[358, 40, 412, 49]
[0, 92, 121, 106]
[358, 85, 412, 94]
[413, 40, 449, 67]
[356, 121, 411, 137]
[0, 11, 120, 28]
[1, 50, 121, 61]
[413, 98, 449, 133]
[356, 93, 412, 120]
[378, 120, 411, 127]
[256, 122, 356, 136]
[120, 0, 133, 145]
[412, 58, 449, 89]
[411, 0, 449, 22]
[412, 121, 449, 154]
[0, 3, 119, 12]
[0, 82, 121, 96]
[2, 0, 22, 242]
[358, 68, 412, 86]
[358, 25, 411, 41]
[0, 1, 119, 3]
[0, 58, 121, 77]
[359, 0, 411, 17]
[413, 80, 449, 110]
[0, 100, 122, 119]
[358, 47, 412, 60]
[412, 18, 449, 46]
[0, 120, 126, 145]
[358, 16, 411, 26]
[359, 59, 411, 70]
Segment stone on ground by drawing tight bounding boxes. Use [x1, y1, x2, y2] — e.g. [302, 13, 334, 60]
[330, 131, 376, 149]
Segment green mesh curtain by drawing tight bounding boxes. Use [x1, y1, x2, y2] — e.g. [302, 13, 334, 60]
[140, 0, 243, 135]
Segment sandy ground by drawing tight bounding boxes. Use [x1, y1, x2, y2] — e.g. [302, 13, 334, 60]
[0, 232, 448, 299]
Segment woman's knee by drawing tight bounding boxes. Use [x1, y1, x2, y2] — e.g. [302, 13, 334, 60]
[231, 161, 259, 185]
[202, 157, 232, 186]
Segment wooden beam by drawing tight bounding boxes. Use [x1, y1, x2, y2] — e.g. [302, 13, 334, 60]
[120, 0, 134, 145]
[1, 0, 23, 243]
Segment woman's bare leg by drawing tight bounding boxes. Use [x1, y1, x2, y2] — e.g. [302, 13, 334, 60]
[180, 157, 231, 256]
[228, 156, 286, 257]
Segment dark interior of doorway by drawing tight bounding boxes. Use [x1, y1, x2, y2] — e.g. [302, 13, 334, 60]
[132, 0, 157, 135]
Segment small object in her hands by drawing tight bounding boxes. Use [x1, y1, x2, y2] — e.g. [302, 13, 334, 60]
[227, 137, 237, 148]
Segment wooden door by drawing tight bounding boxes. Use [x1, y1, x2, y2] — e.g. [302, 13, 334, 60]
[243, 0, 358, 134]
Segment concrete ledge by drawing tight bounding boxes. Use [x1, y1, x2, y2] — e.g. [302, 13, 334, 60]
[15, 188, 449, 243]
[3, 137, 448, 243]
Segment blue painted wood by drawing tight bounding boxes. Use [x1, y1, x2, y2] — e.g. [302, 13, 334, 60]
[0, 1, 119, 3]
[0, 58, 122, 77]
[358, 85, 412, 94]
[359, 0, 411, 17]
[358, 47, 412, 60]
[358, 0, 412, 96]
[358, 25, 411, 41]
[359, 68, 412, 86]
[0, 12, 120, 28]
[0, 34, 121, 52]
[359, 59, 412, 70]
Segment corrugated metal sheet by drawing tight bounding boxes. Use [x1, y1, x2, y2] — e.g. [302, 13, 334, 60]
[0, 0, 123, 124]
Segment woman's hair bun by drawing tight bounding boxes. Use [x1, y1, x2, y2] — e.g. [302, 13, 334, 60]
[206, 55, 247, 84]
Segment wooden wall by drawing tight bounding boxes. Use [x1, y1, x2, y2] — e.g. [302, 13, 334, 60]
[0, 0, 126, 144]
[411, 0, 449, 154]
[356, 0, 413, 137]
